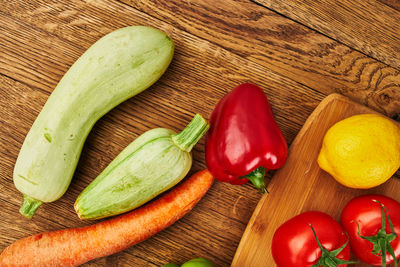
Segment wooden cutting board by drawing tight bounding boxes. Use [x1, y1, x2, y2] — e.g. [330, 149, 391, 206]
[232, 93, 400, 267]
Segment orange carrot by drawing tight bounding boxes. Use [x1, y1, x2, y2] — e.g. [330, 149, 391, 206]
[0, 170, 213, 267]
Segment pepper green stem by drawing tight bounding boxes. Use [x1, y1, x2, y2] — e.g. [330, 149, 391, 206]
[242, 167, 268, 193]
[172, 114, 209, 152]
[20, 194, 43, 219]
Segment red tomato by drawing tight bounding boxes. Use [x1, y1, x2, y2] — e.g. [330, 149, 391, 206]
[341, 194, 400, 266]
[271, 211, 352, 267]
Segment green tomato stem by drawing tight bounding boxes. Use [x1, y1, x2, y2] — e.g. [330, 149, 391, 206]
[309, 224, 358, 267]
[357, 200, 399, 267]
[172, 114, 209, 153]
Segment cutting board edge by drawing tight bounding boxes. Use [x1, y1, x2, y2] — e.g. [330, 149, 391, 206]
[231, 93, 382, 266]
[232, 93, 345, 265]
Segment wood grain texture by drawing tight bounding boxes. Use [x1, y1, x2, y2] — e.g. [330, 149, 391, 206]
[254, 0, 400, 70]
[120, 0, 400, 118]
[378, 0, 400, 11]
[232, 94, 400, 267]
[0, 0, 323, 132]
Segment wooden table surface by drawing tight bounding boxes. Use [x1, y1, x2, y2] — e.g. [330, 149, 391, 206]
[1, 1, 399, 266]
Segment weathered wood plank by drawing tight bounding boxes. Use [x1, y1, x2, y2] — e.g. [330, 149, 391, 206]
[253, 0, 400, 69]
[0, 3, 325, 139]
[4, 0, 399, 118]
[377, 0, 400, 12]
[118, 0, 400, 119]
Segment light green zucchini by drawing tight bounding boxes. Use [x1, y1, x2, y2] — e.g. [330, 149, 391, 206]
[74, 114, 209, 220]
[13, 26, 174, 218]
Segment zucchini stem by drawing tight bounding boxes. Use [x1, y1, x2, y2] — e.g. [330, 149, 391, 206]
[172, 114, 209, 152]
[20, 195, 43, 219]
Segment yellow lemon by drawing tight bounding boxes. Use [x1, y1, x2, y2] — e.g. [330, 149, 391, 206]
[317, 114, 400, 189]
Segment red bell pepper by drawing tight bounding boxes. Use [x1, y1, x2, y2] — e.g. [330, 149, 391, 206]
[205, 83, 288, 192]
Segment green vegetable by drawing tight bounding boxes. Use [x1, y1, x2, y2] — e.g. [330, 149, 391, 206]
[181, 258, 215, 267]
[74, 114, 209, 220]
[14, 26, 174, 218]
[161, 258, 214, 267]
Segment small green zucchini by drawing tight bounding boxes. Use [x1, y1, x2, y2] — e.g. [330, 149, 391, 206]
[74, 114, 209, 220]
[14, 26, 174, 218]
